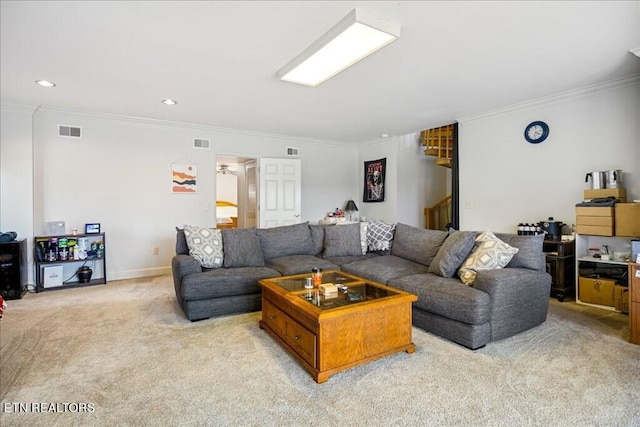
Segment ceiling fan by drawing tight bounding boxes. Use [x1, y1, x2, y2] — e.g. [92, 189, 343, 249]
[217, 164, 238, 175]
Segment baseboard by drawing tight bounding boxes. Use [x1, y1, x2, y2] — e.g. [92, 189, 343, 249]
[108, 266, 171, 281]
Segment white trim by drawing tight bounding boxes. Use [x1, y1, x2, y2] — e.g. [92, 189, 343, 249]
[459, 75, 640, 123]
[0, 102, 38, 113]
[32, 105, 355, 147]
[108, 266, 171, 281]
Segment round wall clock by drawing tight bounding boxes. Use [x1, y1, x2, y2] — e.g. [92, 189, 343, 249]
[524, 121, 549, 144]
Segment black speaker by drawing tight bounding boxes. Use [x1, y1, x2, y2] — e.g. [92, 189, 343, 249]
[0, 239, 27, 300]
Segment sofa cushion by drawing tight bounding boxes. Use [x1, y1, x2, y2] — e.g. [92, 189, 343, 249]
[495, 233, 545, 271]
[309, 224, 330, 255]
[175, 227, 189, 255]
[428, 230, 477, 277]
[183, 226, 224, 268]
[181, 266, 279, 300]
[324, 223, 362, 258]
[341, 254, 429, 284]
[324, 252, 381, 267]
[391, 223, 448, 267]
[389, 273, 492, 325]
[222, 228, 265, 268]
[367, 220, 396, 252]
[257, 222, 314, 260]
[266, 255, 339, 276]
[458, 231, 519, 285]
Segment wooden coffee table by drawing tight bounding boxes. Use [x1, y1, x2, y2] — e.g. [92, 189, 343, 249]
[259, 270, 417, 383]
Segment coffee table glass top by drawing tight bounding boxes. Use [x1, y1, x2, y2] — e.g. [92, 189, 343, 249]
[269, 271, 356, 292]
[298, 282, 399, 310]
[266, 271, 400, 311]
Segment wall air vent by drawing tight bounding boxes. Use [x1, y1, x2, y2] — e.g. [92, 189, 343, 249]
[58, 125, 81, 138]
[193, 138, 210, 149]
[286, 147, 299, 156]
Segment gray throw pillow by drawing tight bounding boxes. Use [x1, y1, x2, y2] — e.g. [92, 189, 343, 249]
[222, 228, 264, 267]
[323, 223, 362, 258]
[428, 231, 477, 277]
[256, 222, 313, 260]
[391, 223, 448, 266]
[494, 233, 545, 271]
[309, 224, 329, 255]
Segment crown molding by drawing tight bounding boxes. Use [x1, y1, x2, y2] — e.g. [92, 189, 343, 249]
[32, 105, 357, 148]
[0, 101, 38, 114]
[458, 74, 640, 123]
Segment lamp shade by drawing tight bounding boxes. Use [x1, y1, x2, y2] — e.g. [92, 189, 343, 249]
[345, 200, 359, 212]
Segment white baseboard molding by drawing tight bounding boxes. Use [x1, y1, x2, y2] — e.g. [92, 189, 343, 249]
[108, 266, 171, 281]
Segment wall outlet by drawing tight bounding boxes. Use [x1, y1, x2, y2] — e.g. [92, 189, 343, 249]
[153, 246, 159, 255]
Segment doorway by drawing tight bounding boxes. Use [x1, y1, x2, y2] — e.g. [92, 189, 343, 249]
[216, 156, 256, 229]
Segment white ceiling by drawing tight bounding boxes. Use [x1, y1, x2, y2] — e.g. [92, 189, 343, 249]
[1, 1, 639, 145]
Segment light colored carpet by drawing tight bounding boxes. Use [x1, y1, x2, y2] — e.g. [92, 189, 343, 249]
[1, 274, 639, 426]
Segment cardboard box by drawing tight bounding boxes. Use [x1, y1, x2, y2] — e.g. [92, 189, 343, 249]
[614, 285, 629, 314]
[579, 277, 616, 306]
[576, 206, 615, 236]
[576, 216, 614, 226]
[43, 265, 63, 288]
[576, 224, 614, 236]
[576, 206, 614, 217]
[584, 188, 626, 202]
[614, 203, 640, 237]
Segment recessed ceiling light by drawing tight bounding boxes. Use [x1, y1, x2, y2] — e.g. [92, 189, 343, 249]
[35, 80, 56, 87]
[161, 99, 178, 105]
[381, 133, 390, 138]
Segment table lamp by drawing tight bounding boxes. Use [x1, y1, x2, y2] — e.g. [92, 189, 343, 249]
[344, 199, 359, 222]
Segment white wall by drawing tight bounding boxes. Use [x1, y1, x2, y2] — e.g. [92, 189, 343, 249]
[30, 108, 358, 280]
[0, 103, 35, 282]
[459, 77, 640, 233]
[357, 133, 447, 226]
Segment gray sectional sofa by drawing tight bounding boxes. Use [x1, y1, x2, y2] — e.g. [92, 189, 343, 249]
[172, 221, 551, 349]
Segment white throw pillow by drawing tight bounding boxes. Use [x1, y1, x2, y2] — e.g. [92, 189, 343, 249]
[359, 222, 368, 255]
[458, 231, 519, 285]
[183, 226, 224, 268]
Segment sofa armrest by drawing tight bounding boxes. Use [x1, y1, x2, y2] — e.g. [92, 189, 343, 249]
[172, 254, 202, 284]
[474, 268, 551, 303]
[473, 268, 552, 340]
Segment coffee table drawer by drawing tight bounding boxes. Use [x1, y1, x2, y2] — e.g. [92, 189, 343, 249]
[263, 299, 317, 367]
[262, 299, 287, 337]
[284, 319, 316, 367]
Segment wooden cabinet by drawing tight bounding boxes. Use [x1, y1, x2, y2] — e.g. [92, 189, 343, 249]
[629, 263, 640, 345]
[543, 240, 575, 302]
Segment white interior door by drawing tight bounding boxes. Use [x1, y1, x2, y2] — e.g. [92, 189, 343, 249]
[259, 158, 301, 228]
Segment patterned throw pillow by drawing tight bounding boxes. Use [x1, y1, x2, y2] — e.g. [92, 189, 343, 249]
[367, 220, 396, 252]
[458, 231, 519, 285]
[183, 226, 224, 268]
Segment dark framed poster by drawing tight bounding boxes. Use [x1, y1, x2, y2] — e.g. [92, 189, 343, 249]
[363, 158, 386, 203]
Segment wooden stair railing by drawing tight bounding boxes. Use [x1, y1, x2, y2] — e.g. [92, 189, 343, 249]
[421, 124, 455, 168]
[424, 195, 452, 230]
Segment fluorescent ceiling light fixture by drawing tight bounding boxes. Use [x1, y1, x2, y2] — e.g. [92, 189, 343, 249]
[161, 99, 178, 105]
[278, 9, 401, 87]
[35, 80, 56, 87]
